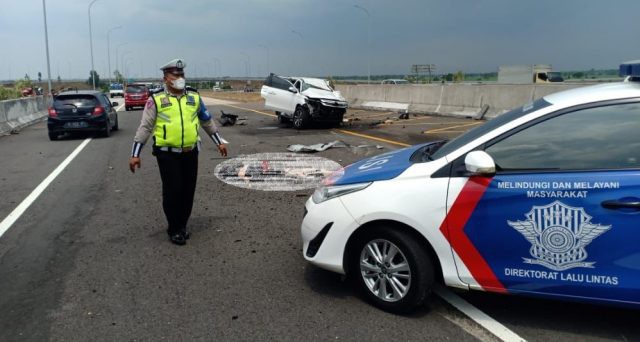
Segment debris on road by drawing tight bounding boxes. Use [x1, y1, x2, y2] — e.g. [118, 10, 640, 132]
[286, 140, 349, 152]
[215, 152, 342, 191]
[474, 104, 490, 120]
[218, 110, 247, 126]
[286, 140, 384, 153]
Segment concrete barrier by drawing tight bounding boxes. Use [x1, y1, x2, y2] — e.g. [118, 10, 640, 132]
[0, 96, 49, 135]
[336, 83, 585, 118]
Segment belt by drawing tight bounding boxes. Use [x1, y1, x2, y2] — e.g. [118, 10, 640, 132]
[157, 145, 195, 153]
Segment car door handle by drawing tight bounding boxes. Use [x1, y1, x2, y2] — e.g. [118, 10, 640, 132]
[601, 200, 640, 209]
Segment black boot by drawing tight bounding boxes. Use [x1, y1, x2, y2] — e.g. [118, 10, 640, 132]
[169, 233, 186, 246]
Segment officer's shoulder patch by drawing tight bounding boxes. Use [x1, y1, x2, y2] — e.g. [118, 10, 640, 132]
[144, 97, 155, 109]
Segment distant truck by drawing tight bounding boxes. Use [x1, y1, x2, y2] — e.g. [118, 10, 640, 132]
[109, 83, 124, 98]
[498, 65, 564, 84]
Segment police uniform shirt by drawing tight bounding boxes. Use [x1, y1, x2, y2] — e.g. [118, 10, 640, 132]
[131, 88, 223, 157]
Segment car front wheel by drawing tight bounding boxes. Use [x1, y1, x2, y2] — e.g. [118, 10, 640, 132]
[292, 106, 310, 129]
[349, 226, 434, 313]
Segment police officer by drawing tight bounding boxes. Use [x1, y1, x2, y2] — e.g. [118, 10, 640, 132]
[129, 58, 228, 245]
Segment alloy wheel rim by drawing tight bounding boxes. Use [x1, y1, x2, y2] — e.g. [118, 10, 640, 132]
[359, 239, 411, 302]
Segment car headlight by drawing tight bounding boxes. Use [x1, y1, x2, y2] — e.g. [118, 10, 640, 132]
[312, 182, 371, 204]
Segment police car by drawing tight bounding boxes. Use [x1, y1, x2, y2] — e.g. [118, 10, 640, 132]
[301, 61, 640, 313]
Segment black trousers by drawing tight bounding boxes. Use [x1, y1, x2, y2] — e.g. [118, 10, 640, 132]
[155, 149, 198, 236]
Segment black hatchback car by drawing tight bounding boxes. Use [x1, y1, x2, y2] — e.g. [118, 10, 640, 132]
[47, 90, 119, 140]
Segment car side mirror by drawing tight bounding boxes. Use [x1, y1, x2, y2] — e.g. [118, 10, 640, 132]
[288, 86, 297, 93]
[112, 102, 119, 107]
[464, 151, 496, 176]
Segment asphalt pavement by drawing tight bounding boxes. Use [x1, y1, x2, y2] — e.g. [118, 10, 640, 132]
[0, 99, 636, 341]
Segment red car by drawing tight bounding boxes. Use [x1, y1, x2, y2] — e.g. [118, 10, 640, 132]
[124, 84, 149, 111]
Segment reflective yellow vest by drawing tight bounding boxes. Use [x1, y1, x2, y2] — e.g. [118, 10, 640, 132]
[153, 91, 200, 148]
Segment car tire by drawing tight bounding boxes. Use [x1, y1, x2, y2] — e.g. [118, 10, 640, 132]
[292, 106, 310, 129]
[348, 226, 434, 313]
[48, 131, 58, 141]
[112, 114, 119, 131]
[334, 113, 344, 128]
[102, 120, 111, 138]
[125, 106, 130, 111]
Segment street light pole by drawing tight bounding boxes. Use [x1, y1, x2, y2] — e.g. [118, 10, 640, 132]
[290, 30, 304, 75]
[107, 25, 122, 86]
[88, 0, 101, 90]
[212, 57, 221, 79]
[240, 53, 251, 79]
[120, 51, 132, 85]
[124, 58, 134, 81]
[41, 0, 53, 97]
[354, 4, 371, 84]
[115, 42, 128, 81]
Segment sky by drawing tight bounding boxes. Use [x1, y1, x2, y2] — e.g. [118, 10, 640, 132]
[1, 0, 639, 81]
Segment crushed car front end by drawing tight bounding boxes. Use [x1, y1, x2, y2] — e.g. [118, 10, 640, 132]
[305, 97, 348, 123]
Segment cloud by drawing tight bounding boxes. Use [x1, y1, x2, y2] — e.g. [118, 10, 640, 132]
[2, 0, 640, 80]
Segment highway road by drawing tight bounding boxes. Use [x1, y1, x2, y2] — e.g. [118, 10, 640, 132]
[0, 98, 636, 341]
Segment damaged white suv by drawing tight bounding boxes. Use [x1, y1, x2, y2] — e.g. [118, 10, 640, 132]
[261, 74, 348, 129]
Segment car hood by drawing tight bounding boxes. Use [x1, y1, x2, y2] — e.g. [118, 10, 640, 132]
[324, 142, 439, 186]
[301, 88, 344, 101]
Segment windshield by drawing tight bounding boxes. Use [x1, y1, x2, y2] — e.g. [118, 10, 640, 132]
[126, 86, 146, 93]
[110, 84, 123, 90]
[429, 97, 552, 160]
[301, 82, 328, 92]
[301, 79, 333, 91]
[54, 95, 97, 108]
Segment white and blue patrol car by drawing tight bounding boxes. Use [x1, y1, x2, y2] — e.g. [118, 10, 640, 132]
[301, 61, 640, 313]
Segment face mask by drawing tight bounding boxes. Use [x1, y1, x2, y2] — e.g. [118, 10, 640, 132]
[171, 78, 186, 90]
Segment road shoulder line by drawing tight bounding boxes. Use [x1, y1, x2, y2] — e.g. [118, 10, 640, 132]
[434, 286, 526, 342]
[0, 138, 92, 239]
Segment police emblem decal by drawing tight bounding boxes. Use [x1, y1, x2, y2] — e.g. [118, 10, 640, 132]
[186, 95, 196, 106]
[508, 200, 611, 271]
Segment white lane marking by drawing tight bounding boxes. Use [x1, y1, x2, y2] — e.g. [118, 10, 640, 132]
[115, 102, 126, 111]
[434, 286, 526, 342]
[0, 138, 92, 239]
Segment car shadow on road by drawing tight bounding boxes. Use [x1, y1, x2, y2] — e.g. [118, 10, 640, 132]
[303, 264, 433, 318]
[51, 131, 118, 140]
[303, 264, 352, 298]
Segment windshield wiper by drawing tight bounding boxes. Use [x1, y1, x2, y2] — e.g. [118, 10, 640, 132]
[424, 140, 448, 161]
[411, 140, 448, 162]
